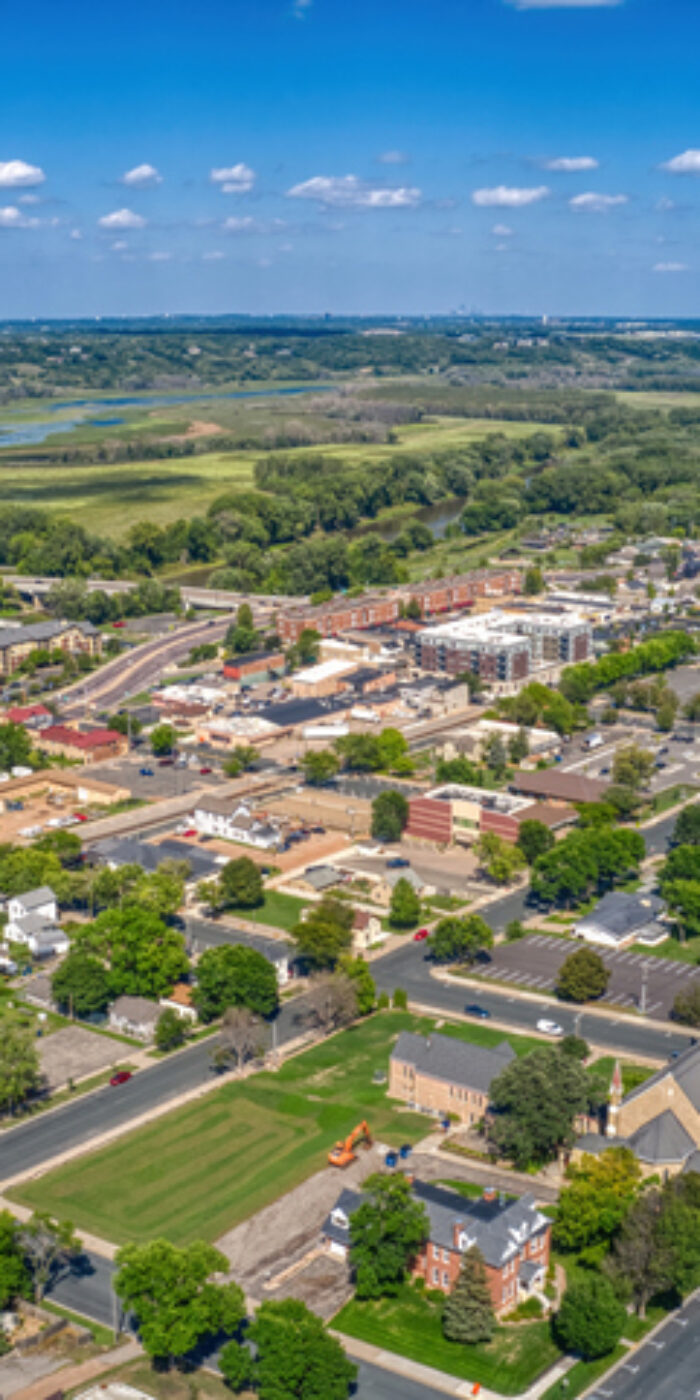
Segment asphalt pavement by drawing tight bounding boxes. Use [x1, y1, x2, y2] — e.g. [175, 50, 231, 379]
[587, 1289, 700, 1400]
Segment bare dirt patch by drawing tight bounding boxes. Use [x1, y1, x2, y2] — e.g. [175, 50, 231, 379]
[38, 1026, 125, 1091]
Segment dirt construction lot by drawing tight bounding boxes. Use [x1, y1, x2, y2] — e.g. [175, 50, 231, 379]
[478, 932, 700, 1018]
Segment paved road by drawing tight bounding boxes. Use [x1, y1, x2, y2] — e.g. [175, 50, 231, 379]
[7, 574, 301, 613]
[47, 1256, 451, 1400]
[60, 615, 237, 716]
[587, 1289, 700, 1400]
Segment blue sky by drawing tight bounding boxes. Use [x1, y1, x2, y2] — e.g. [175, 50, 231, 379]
[1, 0, 698, 318]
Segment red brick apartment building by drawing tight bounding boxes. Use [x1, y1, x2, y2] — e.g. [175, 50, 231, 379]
[324, 1179, 551, 1314]
[277, 568, 522, 644]
[34, 725, 128, 765]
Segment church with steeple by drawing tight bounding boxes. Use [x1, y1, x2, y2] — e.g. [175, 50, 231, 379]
[573, 1046, 700, 1179]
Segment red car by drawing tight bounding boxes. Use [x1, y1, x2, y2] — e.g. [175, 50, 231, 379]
[413, 927, 429, 942]
[109, 1070, 132, 1087]
[73, 812, 88, 822]
[199, 766, 212, 775]
[112, 620, 126, 628]
[182, 828, 197, 838]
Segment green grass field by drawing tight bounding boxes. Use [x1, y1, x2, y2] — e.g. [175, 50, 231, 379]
[9, 1011, 540, 1247]
[0, 413, 563, 538]
[235, 890, 306, 933]
[334, 1283, 561, 1394]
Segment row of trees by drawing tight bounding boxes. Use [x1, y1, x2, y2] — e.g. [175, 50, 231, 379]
[530, 825, 645, 907]
[559, 631, 696, 705]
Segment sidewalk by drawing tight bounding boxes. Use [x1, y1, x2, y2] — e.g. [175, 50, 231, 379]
[10, 1339, 141, 1400]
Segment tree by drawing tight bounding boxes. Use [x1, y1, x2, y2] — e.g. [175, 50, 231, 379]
[517, 819, 554, 865]
[559, 1034, 589, 1061]
[557, 947, 611, 1002]
[0, 1025, 42, 1116]
[371, 790, 409, 842]
[0, 1212, 30, 1309]
[78, 906, 189, 999]
[606, 1189, 673, 1316]
[212, 1005, 264, 1072]
[22, 1214, 81, 1302]
[225, 1298, 356, 1400]
[226, 602, 259, 656]
[672, 982, 700, 1026]
[52, 951, 111, 1018]
[505, 919, 526, 942]
[300, 749, 340, 786]
[150, 723, 177, 756]
[657, 694, 679, 732]
[389, 877, 421, 929]
[555, 1273, 626, 1360]
[474, 832, 526, 885]
[219, 856, 264, 909]
[223, 744, 258, 778]
[338, 955, 376, 1015]
[286, 627, 321, 670]
[554, 1148, 641, 1253]
[114, 1238, 246, 1367]
[292, 897, 354, 969]
[193, 944, 278, 1022]
[155, 1008, 187, 1052]
[611, 743, 655, 792]
[442, 1248, 495, 1344]
[488, 1047, 589, 1168]
[673, 803, 700, 847]
[507, 727, 530, 765]
[524, 566, 544, 596]
[299, 971, 357, 1036]
[0, 721, 33, 774]
[483, 733, 507, 779]
[429, 914, 493, 965]
[350, 1173, 428, 1299]
[36, 830, 83, 868]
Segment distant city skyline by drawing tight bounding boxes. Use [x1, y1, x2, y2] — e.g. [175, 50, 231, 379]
[1, 0, 697, 318]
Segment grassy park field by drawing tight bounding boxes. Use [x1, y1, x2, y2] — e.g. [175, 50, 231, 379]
[10, 1011, 542, 1247]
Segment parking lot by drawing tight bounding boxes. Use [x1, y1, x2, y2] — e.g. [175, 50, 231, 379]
[87, 755, 227, 800]
[476, 932, 700, 1018]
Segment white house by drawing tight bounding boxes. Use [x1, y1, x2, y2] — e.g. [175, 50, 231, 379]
[573, 892, 668, 950]
[8, 887, 58, 929]
[109, 995, 161, 1041]
[9, 914, 69, 959]
[352, 909, 386, 953]
[191, 797, 280, 850]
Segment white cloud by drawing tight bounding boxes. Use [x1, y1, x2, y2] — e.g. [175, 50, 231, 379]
[222, 216, 270, 233]
[472, 185, 549, 207]
[210, 163, 255, 193]
[656, 196, 677, 211]
[492, 223, 514, 235]
[505, 0, 623, 8]
[660, 149, 700, 175]
[121, 163, 162, 187]
[0, 160, 45, 188]
[148, 251, 171, 261]
[98, 208, 147, 230]
[544, 155, 599, 171]
[287, 174, 421, 207]
[292, 0, 312, 17]
[0, 205, 39, 228]
[69, 229, 83, 241]
[110, 240, 129, 252]
[653, 261, 688, 273]
[378, 150, 409, 166]
[203, 250, 225, 261]
[569, 191, 628, 212]
[18, 193, 41, 205]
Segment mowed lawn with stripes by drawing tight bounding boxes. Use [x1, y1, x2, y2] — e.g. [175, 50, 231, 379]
[10, 1013, 436, 1248]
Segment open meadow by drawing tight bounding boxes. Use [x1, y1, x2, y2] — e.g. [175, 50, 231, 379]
[9, 1011, 541, 1247]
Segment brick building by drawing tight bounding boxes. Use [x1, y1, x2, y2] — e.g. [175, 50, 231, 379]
[575, 1044, 700, 1178]
[323, 1178, 551, 1313]
[389, 1030, 515, 1125]
[222, 650, 285, 684]
[34, 725, 128, 765]
[276, 569, 522, 645]
[414, 607, 592, 684]
[405, 785, 532, 846]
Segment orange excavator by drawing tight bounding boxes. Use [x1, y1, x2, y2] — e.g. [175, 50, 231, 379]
[328, 1120, 372, 1168]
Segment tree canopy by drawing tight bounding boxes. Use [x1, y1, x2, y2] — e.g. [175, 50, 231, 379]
[350, 1173, 428, 1299]
[556, 947, 611, 1002]
[114, 1238, 246, 1366]
[292, 897, 354, 969]
[428, 914, 493, 965]
[371, 789, 409, 842]
[488, 1047, 589, 1168]
[193, 943, 278, 1022]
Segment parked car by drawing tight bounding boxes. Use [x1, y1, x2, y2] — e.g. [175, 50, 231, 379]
[465, 1004, 491, 1019]
[73, 811, 88, 822]
[413, 927, 429, 942]
[109, 1070, 133, 1087]
[158, 758, 175, 767]
[140, 767, 154, 777]
[182, 828, 197, 838]
[112, 620, 126, 628]
[200, 766, 212, 775]
[386, 857, 410, 869]
[536, 1018, 564, 1037]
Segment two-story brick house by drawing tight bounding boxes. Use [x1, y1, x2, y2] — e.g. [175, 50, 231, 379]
[323, 1178, 551, 1314]
[389, 1030, 515, 1126]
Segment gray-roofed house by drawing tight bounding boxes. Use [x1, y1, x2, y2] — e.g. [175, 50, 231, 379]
[109, 995, 161, 1041]
[573, 891, 668, 949]
[8, 887, 58, 928]
[573, 1045, 700, 1177]
[322, 1178, 551, 1314]
[389, 1030, 515, 1125]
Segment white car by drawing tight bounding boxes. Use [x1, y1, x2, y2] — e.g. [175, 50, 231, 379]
[537, 1018, 564, 1037]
